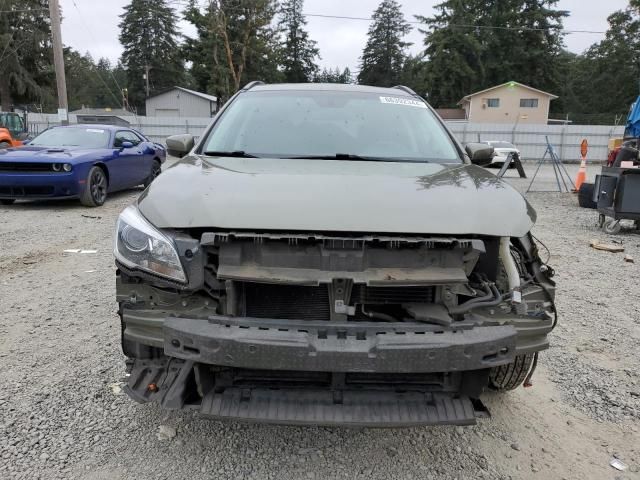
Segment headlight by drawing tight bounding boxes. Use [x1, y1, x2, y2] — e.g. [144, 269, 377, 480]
[52, 163, 61, 172]
[63, 163, 72, 172]
[114, 206, 186, 283]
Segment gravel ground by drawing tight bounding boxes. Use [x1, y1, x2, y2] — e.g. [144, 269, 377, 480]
[0, 164, 639, 480]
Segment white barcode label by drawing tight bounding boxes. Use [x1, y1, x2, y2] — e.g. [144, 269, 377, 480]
[379, 96, 427, 108]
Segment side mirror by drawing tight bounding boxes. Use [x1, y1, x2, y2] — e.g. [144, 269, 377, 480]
[120, 141, 134, 149]
[465, 143, 495, 166]
[166, 134, 195, 158]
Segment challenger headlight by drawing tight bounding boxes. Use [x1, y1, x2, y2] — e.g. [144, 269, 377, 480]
[114, 205, 186, 283]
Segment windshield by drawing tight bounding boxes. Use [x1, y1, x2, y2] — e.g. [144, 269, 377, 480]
[30, 127, 110, 148]
[489, 141, 516, 149]
[202, 90, 461, 163]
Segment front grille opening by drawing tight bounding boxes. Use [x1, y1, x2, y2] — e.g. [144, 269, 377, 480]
[241, 282, 436, 322]
[0, 186, 55, 197]
[0, 162, 53, 172]
[211, 367, 451, 392]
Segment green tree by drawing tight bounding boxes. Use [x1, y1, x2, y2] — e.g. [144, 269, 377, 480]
[278, 0, 319, 82]
[313, 66, 352, 83]
[0, 0, 52, 110]
[416, 0, 567, 108]
[183, 0, 281, 103]
[567, 1, 640, 123]
[357, 0, 412, 87]
[416, 0, 484, 107]
[118, 0, 184, 111]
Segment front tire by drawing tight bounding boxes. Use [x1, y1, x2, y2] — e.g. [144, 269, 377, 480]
[489, 353, 535, 391]
[0, 141, 11, 149]
[80, 166, 108, 207]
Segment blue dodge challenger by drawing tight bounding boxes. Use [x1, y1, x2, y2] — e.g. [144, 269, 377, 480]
[0, 124, 166, 207]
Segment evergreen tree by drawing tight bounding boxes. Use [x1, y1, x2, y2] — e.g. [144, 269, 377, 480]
[357, 0, 412, 87]
[278, 0, 319, 82]
[417, 0, 485, 107]
[568, 1, 640, 123]
[118, 0, 184, 111]
[0, 0, 52, 110]
[313, 67, 352, 83]
[417, 0, 567, 108]
[183, 0, 281, 103]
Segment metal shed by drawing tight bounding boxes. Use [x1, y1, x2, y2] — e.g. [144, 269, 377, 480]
[145, 87, 218, 118]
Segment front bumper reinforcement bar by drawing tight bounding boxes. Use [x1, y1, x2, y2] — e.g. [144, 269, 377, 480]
[162, 315, 517, 373]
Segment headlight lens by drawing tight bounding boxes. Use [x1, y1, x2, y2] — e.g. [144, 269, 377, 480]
[52, 163, 61, 172]
[63, 163, 72, 172]
[114, 206, 186, 283]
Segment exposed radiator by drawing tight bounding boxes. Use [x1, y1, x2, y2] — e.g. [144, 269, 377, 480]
[241, 283, 436, 321]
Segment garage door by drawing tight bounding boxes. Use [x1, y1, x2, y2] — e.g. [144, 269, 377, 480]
[155, 109, 180, 117]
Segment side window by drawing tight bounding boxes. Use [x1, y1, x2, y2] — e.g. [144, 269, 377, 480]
[114, 130, 141, 148]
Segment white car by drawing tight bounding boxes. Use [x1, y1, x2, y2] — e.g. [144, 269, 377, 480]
[485, 141, 520, 167]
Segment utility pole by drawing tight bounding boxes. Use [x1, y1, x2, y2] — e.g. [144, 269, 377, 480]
[144, 65, 151, 98]
[49, 0, 69, 125]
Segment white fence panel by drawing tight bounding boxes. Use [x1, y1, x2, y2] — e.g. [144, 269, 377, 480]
[447, 122, 624, 162]
[27, 114, 624, 162]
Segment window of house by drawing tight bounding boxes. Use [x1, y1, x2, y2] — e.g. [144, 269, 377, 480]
[520, 98, 539, 108]
[486, 98, 500, 108]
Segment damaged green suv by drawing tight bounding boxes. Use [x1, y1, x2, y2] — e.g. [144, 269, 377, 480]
[114, 82, 556, 426]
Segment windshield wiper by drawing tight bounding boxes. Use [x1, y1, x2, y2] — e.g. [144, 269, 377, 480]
[203, 150, 259, 158]
[286, 153, 426, 162]
[287, 154, 379, 161]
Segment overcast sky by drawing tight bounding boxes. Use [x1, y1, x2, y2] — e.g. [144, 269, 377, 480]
[59, 0, 629, 74]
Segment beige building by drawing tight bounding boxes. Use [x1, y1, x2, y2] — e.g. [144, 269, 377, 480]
[458, 81, 557, 124]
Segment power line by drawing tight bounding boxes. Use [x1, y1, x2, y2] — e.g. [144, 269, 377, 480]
[302, 12, 607, 35]
[69, 0, 126, 108]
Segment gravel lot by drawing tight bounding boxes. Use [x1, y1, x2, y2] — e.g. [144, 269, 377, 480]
[0, 164, 639, 480]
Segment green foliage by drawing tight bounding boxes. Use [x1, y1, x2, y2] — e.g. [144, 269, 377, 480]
[0, 0, 53, 110]
[118, 0, 184, 111]
[183, 0, 282, 103]
[278, 0, 319, 82]
[558, 2, 640, 123]
[357, 0, 412, 87]
[313, 67, 353, 84]
[415, 0, 567, 108]
[64, 51, 126, 111]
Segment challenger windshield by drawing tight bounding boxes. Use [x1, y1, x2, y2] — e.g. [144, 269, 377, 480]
[30, 127, 110, 148]
[202, 90, 461, 163]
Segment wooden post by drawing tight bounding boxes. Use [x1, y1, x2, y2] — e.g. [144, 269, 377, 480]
[48, 0, 69, 125]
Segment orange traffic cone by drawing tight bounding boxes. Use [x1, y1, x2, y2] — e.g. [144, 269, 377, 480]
[573, 157, 587, 192]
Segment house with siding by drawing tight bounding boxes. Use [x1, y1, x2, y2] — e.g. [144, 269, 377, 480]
[457, 81, 557, 124]
[145, 87, 219, 118]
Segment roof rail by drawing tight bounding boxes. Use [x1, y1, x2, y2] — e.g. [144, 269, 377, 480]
[243, 81, 265, 91]
[392, 85, 418, 96]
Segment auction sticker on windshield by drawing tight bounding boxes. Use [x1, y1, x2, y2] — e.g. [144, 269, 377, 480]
[379, 96, 427, 108]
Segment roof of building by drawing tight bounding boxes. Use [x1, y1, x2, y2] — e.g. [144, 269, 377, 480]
[148, 86, 218, 103]
[458, 81, 558, 105]
[70, 107, 133, 116]
[435, 108, 467, 120]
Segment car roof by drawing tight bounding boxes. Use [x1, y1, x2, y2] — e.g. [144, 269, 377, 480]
[50, 124, 131, 131]
[250, 83, 416, 97]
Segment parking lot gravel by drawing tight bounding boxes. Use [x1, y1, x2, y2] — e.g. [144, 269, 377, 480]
[0, 164, 639, 480]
